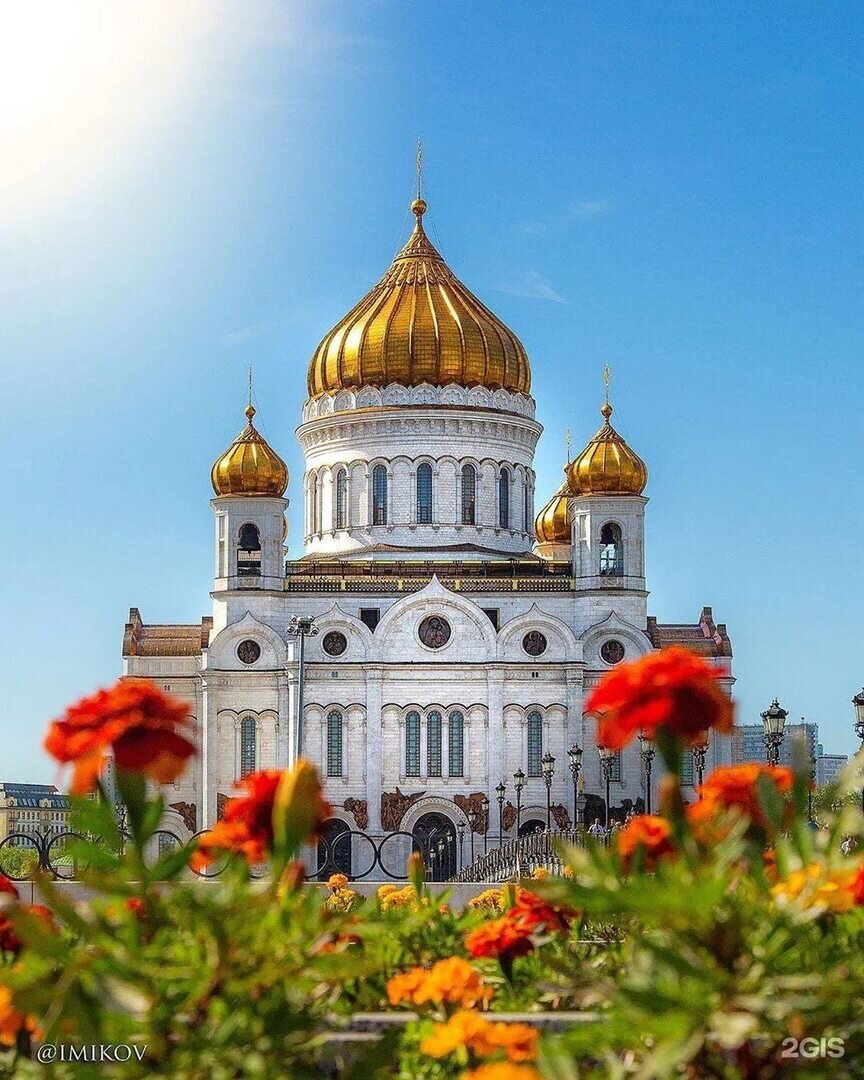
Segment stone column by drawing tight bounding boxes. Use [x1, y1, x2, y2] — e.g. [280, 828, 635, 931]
[276, 671, 291, 768]
[486, 665, 504, 799]
[200, 676, 218, 828]
[366, 666, 383, 833]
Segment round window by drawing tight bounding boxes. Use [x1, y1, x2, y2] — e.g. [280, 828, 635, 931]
[323, 631, 348, 656]
[600, 639, 625, 665]
[237, 639, 261, 665]
[522, 631, 548, 656]
[418, 615, 451, 649]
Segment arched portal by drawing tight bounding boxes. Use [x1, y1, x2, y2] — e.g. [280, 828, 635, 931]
[412, 812, 457, 881]
[519, 817, 546, 837]
[317, 818, 351, 879]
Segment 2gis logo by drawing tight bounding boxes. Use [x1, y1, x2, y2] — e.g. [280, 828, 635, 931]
[781, 1036, 845, 1060]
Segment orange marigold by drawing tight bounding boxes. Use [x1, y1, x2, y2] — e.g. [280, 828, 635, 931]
[0, 985, 40, 1048]
[696, 764, 794, 829]
[465, 917, 534, 962]
[852, 865, 864, 907]
[586, 646, 733, 750]
[461, 1067, 543, 1080]
[387, 956, 492, 1008]
[616, 814, 676, 871]
[420, 1009, 538, 1062]
[44, 678, 195, 794]
[509, 889, 573, 934]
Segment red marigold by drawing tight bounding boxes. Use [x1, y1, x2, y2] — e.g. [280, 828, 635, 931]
[509, 889, 573, 934]
[465, 917, 534, 962]
[851, 866, 864, 907]
[0, 876, 19, 900]
[586, 646, 733, 750]
[616, 814, 676, 871]
[696, 764, 794, 829]
[44, 679, 195, 794]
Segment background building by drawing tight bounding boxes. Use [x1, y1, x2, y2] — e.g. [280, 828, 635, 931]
[0, 783, 70, 845]
[816, 752, 848, 787]
[732, 720, 818, 767]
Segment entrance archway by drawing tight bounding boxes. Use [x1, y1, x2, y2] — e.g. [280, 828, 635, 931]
[519, 817, 546, 838]
[317, 818, 351, 879]
[412, 812, 457, 881]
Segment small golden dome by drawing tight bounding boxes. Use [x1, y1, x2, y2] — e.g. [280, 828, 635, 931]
[307, 196, 531, 398]
[567, 402, 647, 496]
[535, 479, 572, 544]
[211, 404, 289, 497]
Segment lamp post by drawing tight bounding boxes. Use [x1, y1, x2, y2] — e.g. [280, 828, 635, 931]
[467, 806, 477, 863]
[598, 747, 615, 826]
[457, 820, 465, 869]
[286, 615, 319, 763]
[691, 739, 708, 795]
[853, 690, 864, 815]
[541, 752, 555, 830]
[761, 698, 788, 767]
[481, 795, 490, 854]
[638, 735, 656, 814]
[567, 744, 583, 830]
[513, 769, 525, 835]
[496, 780, 506, 847]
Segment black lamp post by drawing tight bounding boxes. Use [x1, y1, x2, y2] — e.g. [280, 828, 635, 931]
[567, 744, 583, 829]
[457, 820, 465, 868]
[467, 806, 477, 863]
[598, 747, 615, 826]
[481, 795, 490, 854]
[853, 690, 864, 814]
[495, 780, 506, 847]
[541, 752, 555, 830]
[691, 739, 708, 793]
[638, 735, 656, 814]
[286, 615, 319, 762]
[761, 698, 788, 767]
[513, 768, 525, 834]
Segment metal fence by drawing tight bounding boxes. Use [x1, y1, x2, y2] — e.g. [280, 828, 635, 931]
[449, 829, 589, 883]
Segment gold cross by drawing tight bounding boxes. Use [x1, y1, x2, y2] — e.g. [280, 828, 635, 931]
[416, 138, 423, 200]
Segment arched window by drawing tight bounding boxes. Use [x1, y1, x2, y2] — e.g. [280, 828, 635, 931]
[237, 523, 261, 577]
[240, 716, 256, 777]
[427, 710, 442, 776]
[448, 710, 464, 777]
[372, 464, 388, 525]
[527, 711, 542, 777]
[461, 464, 477, 525]
[523, 477, 532, 532]
[327, 710, 344, 777]
[498, 467, 510, 528]
[416, 463, 433, 524]
[599, 522, 624, 576]
[335, 469, 348, 530]
[310, 474, 319, 535]
[405, 711, 420, 776]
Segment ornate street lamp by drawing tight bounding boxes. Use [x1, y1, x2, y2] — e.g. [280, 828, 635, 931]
[567, 744, 583, 829]
[286, 615, 319, 763]
[457, 820, 465, 868]
[853, 689, 864, 814]
[513, 768, 525, 834]
[481, 795, 490, 855]
[761, 698, 788, 767]
[467, 805, 477, 863]
[638, 735, 656, 814]
[598, 747, 615, 827]
[495, 780, 506, 847]
[541, 752, 555, 830]
[691, 739, 709, 794]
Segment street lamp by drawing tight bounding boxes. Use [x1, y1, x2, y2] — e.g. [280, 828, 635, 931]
[598, 747, 615, 827]
[467, 806, 477, 863]
[567, 744, 583, 830]
[638, 735, 656, 814]
[457, 820, 465, 868]
[691, 739, 708, 794]
[286, 615, 319, 762]
[495, 780, 506, 847]
[853, 689, 864, 814]
[481, 795, 490, 854]
[513, 769, 525, 835]
[541, 752, 555, 830]
[761, 698, 788, 767]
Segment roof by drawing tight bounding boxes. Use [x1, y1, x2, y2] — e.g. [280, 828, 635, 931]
[123, 608, 213, 658]
[646, 607, 732, 659]
[0, 784, 69, 809]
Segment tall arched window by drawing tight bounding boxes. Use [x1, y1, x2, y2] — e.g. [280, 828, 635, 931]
[599, 522, 624, 576]
[237, 524, 261, 577]
[448, 710, 464, 777]
[523, 477, 532, 532]
[327, 710, 344, 777]
[416, 463, 433, 524]
[498, 467, 510, 528]
[335, 469, 348, 530]
[309, 474, 319, 535]
[427, 710, 442, 776]
[240, 716, 256, 777]
[461, 464, 477, 525]
[405, 711, 420, 776]
[372, 464, 388, 525]
[526, 711, 542, 777]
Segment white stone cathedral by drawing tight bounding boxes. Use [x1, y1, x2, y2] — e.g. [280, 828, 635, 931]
[121, 192, 733, 873]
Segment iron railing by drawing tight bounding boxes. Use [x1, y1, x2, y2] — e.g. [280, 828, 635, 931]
[449, 829, 589, 883]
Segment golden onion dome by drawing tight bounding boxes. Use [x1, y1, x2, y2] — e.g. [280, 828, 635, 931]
[211, 404, 289, 497]
[567, 402, 648, 496]
[307, 197, 531, 398]
[534, 478, 572, 544]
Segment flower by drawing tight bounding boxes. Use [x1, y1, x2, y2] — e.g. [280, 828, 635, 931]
[327, 873, 349, 890]
[377, 883, 429, 911]
[0, 985, 40, 1047]
[616, 815, 676, 871]
[696, 764, 794, 830]
[460, 1067, 543, 1080]
[387, 957, 492, 1009]
[852, 865, 864, 906]
[467, 888, 505, 914]
[529, 866, 549, 881]
[420, 1010, 538, 1062]
[509, 889, 573, 934]
[772, 863, 862, 914]
[0, 876, 18, 899]
[586, 646, 733, 750]
[465, 917, 534, 962]
[192, 764, 330, 869]
[44, 678, 195, 794]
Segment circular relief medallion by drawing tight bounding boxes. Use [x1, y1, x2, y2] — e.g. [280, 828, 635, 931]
[323, 630, 348, 657]
[237, 639, 261, 665]
[418, 615, 451, 649]
[522, 630, 548, 657]
[600, 639, 626, 665]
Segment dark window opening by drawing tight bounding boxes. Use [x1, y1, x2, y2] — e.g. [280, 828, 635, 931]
[427, 711, 442, 776]
[498, 468, 510, 528]
[417, 463, 433, 524]
[359, 608, 380, 631]
[599, 522, 624, 576]
[335, 469, 347, 530]
[372, 465, 388, 525]
[482, 607, 500, 630]
[461, 464, 477, 525]
[527, 711, 542, 776]
[406, 711, 420, 776]
[237, 524, 261, 577]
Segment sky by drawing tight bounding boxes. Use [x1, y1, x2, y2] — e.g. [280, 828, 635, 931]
[1, 0, 862, 781]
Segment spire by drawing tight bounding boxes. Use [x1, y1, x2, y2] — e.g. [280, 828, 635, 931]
[410, 138, 428, 233]
[602, 362, 613, 421]
[246, 364, 255, 422]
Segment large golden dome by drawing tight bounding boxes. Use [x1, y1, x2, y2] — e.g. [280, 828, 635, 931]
[307, 198, 531, 398]
[534, 478, 572, 544]
[211, 404, 289, 497]
[567, 402, 648, 496]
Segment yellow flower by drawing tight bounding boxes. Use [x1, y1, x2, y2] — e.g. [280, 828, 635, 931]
[387, 957, 492, 1009]
[530, 867, 549, 881]
[771, 862, 859, 913]
[468, 888, 505, 914]
[420, 1009, 538, 1062]
[327, 873, 349, 890]
[325, 887, 356, 913]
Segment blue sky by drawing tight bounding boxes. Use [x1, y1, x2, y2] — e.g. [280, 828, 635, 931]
[1, 0, 862, 781]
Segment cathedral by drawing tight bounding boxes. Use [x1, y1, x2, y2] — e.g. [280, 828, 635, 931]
[121, 189, 733, 875]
